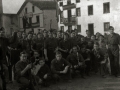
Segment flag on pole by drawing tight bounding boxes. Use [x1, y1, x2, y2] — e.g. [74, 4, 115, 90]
[54, 0, 62, 22]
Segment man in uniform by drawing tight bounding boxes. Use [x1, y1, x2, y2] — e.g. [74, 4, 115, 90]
[26, 32, 33, 58]
[106, 26, 120, 77]
[36, 33, 44, 57]
[43, 29, 48, 41]
[57, 31, 63, 46]
[58, 33, 72, 59]
[44, 31, 58, 67]
[67, 46, 86, 78]
[0, 28, 17, 83]
[20, 32, 27, 51]
[85, 30, 91, 42]
[15, 51, 36, 90]
[69, 31, 80, 52]
[51, 51, 71, 83]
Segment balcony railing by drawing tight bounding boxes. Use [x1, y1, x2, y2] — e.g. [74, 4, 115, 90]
[63, 3, 76, 10]
[63, 17, 76, 26]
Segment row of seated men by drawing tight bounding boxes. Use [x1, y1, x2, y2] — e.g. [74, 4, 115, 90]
[14, 42, 108, 90]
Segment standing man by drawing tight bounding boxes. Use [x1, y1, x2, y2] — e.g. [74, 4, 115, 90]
[106, 26, 120, 77]
[20, 32, 27, 51]
[0, 28, 17, 83]
[44, 31, 58, 67]
[26, 32, 33, 58]
[85, 30, 91, 42]
[58, 33, 72, 59]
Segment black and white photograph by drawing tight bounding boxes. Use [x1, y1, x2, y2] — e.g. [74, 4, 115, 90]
[0, 0, 120, 90]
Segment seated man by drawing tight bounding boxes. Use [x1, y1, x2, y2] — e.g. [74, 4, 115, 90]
[32, 58, 51, 87]
[51, 51, 71, 83]
[67, 46, 86, 78]
[92, 42, 108, 78]
[30, 51, 40, 64]
[15, 51, 36, 90]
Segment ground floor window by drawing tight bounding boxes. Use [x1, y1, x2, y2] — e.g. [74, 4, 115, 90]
[104, 22, 110, 31]
[77, 25, 81, 33]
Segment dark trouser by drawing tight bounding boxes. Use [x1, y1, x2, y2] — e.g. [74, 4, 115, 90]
[18, 76, 39, 90]
[93, 58, 100, 73]
[3, 64, 9, 82]
[60, 51, 69, 59]
[100, 62, 107, 76]
[39, 50, 44, 57]
[0, 76, 3, 90]
[46, 50, 55, 67]
[85, 61, 91, 75]
[18, 77, 30, 86]
[71, 66, 85, 78]
[52, 69, 71, 82]
[108, 45, 119, 76]
[38, 74, 51, 86]
[0, 64, 7, 90]
[8, 49, 20, 81]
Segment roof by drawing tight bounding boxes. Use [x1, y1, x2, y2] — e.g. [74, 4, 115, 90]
[17, 1, 56, 14]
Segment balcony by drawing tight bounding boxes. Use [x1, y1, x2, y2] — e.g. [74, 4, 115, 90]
[63, 17, 76, 26]
[63, 3, 76, 10]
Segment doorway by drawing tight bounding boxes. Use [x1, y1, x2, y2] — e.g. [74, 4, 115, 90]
[88, 23, 94, 35]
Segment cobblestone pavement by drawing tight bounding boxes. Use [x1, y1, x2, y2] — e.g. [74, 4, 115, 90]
[7, 73, 120, 90]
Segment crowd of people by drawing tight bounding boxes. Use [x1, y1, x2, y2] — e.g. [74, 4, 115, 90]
[0, 26, 120, 90]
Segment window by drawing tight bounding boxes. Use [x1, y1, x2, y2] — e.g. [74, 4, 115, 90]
[76, 0, 80, 3]
[88, 5, 93, 15]
[25, 8, 27, 14]
[77, 25, 81, 33]
[61, 26, 64, 32]
[67, 0, 71, 5]
[36, 16, 40, 23]
[103, 2, 110, 13]
[76, 8, 81, 16]
[60, 2, 63, 6]
[11, 16, 14, 24]
[104, 22, 110, 31]
[60, 11, 63, 23]
[32, 6, 35, 12]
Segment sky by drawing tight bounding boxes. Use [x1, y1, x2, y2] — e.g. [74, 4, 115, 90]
[2, 0, 25, 14]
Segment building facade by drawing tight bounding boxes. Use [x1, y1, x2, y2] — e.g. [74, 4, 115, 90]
[2, 14, 18, 36]
[0, 0, 18, 37]
[58, 0, 120, 36]
[18, 1, 58, 34]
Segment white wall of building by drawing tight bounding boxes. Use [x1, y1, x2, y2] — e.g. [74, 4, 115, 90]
[58, 0, 120, 36]
[43, 10, 58, 30]
[19, 2, 58, 33]
[3, 14, 18, 36]
[19, 2, 44, 33]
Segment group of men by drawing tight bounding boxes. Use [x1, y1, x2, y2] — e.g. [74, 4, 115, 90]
[0, 26, 120, 90]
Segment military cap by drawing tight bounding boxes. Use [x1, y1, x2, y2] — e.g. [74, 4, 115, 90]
[71, 30, 75, 33]
[86, 30, 89, 32]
